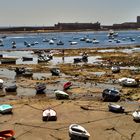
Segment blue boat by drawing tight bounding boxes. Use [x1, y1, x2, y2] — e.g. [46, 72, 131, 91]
[0, 104, 13, 114]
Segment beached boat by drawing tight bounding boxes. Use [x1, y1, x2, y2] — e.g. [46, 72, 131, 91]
[35, 83, 46, 93]
[102, 88, 120, 102]
[15, 67, 25, 75]
[42, 108, 57, 121]
[5, 85, 17, 92]
[54, 90, 69, 99]
[63, 81, 72, 90]
[108, 103, 124, 113]
[50, 68, 60, 76]
[0, 79, 4, 89]
[132, 111, 140, 122]
[22, 71, 33, 77]
[111, 66, 120, 73]
[0, 104, 13, 114]
[119, 77, 139, 87]
[69, 124, 90, 140]
[0, 130, 15, 140]
[0, 58, 16, 64]
[22, 57, 33, 61]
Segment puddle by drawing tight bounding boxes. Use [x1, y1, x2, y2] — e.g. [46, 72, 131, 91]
[89, 71, 106, 76]
[50, 56, 102, 65]
[0, 68, 16, 80]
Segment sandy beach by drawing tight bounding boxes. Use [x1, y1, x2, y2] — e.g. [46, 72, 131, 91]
[1, 47, 140, 140]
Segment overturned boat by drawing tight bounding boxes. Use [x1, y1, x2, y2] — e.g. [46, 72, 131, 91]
[42, 108, 57, 121]
[0, 104, 13, 114]
[69, 124, 90, 140]
[0, 130, 15, 140]
[108, 103, 124, 113]
[54, 90, 69, 99]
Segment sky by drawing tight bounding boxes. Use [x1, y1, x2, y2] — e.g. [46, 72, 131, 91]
[0, 0, 140, 26]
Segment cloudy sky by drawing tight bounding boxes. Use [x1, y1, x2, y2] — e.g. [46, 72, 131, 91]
[0, 0, 140, 26]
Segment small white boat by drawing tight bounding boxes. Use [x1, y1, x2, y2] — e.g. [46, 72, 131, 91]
[69, 124, 90, 140]
[118, 77, 139, 87]
[42, 108, 57, 121]
[54, 90, 69, 99]
[85, 39, 92, 43]
[0, 79, 4, 89]
[0, 104, 13, 114]
[93, 39, 99, 44]
[108, 103, 124, 113]
[132, 111, 140, 122]
[70, 41, 78, 45]
[49, 40, 54, 45]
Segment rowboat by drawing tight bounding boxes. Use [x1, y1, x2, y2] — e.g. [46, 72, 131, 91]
[0, 104, 13, 114]
[42, 108, 57, 121]
[54, 90, 69, 99]
[63, 81, 72, 90]
[132, 111, 140, 122]
[111, 66, 120, 73]
[0, 130, 15, 140]
[69, 124, 90, 140]
[5, 85, 17, 92]
[108, 103, 124, 113]
[35, 83, 46, 93]
[102, 88, 120, 102]
[50, 68, 60, 76]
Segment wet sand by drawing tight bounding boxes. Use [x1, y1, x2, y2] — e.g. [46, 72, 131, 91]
[1, 47, 140, 139]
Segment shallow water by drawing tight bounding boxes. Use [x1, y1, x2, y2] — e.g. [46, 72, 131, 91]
[0, 30, 140, 50]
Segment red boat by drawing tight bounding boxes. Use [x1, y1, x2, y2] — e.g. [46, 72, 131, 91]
[63, 82, 72, 90]
[0, 130, 15, 140]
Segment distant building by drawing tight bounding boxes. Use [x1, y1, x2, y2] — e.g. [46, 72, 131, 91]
[137, 16, 140, 23]
[55, 22, 101, 30]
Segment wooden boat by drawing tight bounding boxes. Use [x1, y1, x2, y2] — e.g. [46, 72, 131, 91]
[54, 90, 69, 99]
[111, 66, 120, 73]
[0, 104, 13, 114]
[0, 79, 4, 89]
[69, 124, 90, 140]
[108, 103, 124, 113]
[50, 68, 60, 76]
[102, 88, 120, 102]
[63, 81, 72, 90]
[35, 83, 46, 93]
[42, 108, 57, 121]
[5, 85, 17, 92]
[132, 111, 140, 122]
[0, 130, 15, 140]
